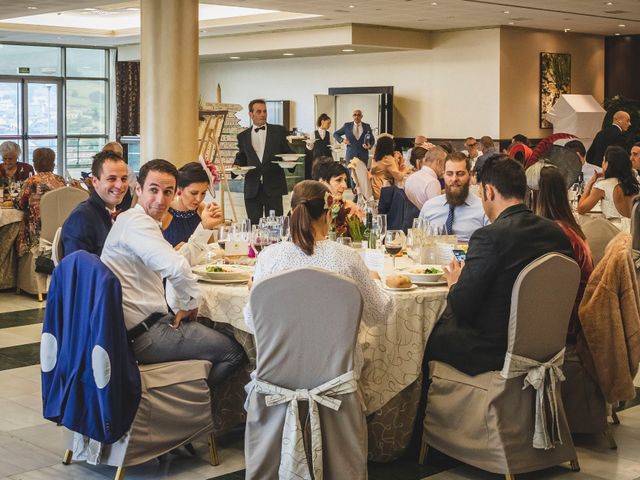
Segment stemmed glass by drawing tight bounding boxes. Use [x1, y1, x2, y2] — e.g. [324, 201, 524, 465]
[374, 214, 387, 246]
[337, 237, 353, 248]
[217, 226, 230, 250]
[251, 228, 268, 255]
[385, 230, 406, 270]
[280, 216, 290, 242]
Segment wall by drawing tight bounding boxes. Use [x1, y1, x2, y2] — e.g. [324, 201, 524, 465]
[605, 34, 640, 100]
[500, 28, 604, 140]
[199, 28, 501, 138]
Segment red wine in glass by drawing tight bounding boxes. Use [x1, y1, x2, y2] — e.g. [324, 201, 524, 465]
[385, 244, 402, 256]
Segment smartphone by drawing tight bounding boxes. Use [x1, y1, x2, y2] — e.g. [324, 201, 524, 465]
[452, 249, 466, 262]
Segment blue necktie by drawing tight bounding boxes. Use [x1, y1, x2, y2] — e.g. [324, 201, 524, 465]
[445, 204, 455, 235]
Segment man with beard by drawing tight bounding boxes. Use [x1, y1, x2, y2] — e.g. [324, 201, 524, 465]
[419, 152, 488, 241]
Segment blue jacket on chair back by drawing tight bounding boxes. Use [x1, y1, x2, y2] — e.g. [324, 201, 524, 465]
[41, 250, 141, 444]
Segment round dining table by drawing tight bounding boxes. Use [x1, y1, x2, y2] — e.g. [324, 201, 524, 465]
[197, 254, 449, 461]
[0, 208, 25, 289]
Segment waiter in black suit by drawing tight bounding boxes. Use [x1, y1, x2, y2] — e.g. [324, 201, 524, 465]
[586, 110, 631, 167]
[424, 154, 574, 376]
[234, 99, 293, 224]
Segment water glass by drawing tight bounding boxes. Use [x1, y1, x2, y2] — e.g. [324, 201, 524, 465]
[374, 214, 387, 241]
[217, 225, 230, 249]
[337, 237, 353, 248]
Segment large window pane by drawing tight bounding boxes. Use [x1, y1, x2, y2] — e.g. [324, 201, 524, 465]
[0, 82, 22, 136]
[0, 44, 61, 76]
[66, 48, 106, 78]
[26, 138, 57, 169]
[66, 137, 104, 176]
[28, 83, 57, 136]
[66, 80, 106, 135]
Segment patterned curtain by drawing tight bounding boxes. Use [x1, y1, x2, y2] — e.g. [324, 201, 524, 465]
[115, 61, 140, 139]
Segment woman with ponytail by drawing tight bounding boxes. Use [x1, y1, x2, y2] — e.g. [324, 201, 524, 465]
[244, 180, 394, 372]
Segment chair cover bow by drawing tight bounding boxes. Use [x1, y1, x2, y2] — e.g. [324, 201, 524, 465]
[254, 370, 358, 480]
[500, 348, 566, 450]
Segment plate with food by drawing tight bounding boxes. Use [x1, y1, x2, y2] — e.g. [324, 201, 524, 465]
[229, 166, 255, 175]
[192, 264, 252, 282]
[275, 153, 305, 162]
[401, 265, 445, 283]
[384, 274, 416, 291]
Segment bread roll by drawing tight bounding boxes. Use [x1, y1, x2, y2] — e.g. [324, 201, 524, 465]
[385, 274, 412, 289]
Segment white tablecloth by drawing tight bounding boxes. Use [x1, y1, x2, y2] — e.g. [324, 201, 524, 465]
[198, 256, 449, 414]
[0, 208, 24, 227]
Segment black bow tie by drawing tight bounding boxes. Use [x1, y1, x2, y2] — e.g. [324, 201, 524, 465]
[254, 126, 266, 132]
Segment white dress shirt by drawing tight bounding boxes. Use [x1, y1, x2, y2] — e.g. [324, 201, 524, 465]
[404, 165, 441, 210]
[352, 122, 362, 140]
[251, 123, 267, 162]
[419, 192, 490, 242]
[101, 204, 212, 330]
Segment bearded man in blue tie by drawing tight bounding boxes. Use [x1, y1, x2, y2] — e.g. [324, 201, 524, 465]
[233, 99, 293, 224]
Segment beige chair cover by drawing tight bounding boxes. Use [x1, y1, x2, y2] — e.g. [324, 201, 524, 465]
[424, 253, 580, 475]
[245, 268, 367, 480]
[17, 186, 88, 295]
[582, 217, 620, 266]
[52, 227, 63, 266]
[349, 158, 374, 203]
[70, 359, 214, 467]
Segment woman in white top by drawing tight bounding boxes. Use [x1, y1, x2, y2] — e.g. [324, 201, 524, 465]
[578, 146, 640, 230]
[244, 180, 394, 376]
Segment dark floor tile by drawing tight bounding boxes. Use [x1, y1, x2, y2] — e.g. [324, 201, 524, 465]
[0, 353, 30, 371]
[0, 308, 44, 329]
[0, 342, 40, 367]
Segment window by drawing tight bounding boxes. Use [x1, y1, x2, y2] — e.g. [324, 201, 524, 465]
[0, 44, 61, 77]
[66, 48, 106, 78]
[66, 80, 106, 135]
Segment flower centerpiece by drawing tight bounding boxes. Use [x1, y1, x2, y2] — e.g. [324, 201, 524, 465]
[325, 192, 366, 243]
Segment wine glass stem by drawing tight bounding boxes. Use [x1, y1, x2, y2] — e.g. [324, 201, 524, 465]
[392, 256, 396, 270]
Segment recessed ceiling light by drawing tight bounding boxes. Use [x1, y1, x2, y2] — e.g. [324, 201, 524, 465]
[27, 6, 38, 10]
[125, 7, 139, 11]
[342, 48, 355, 52]
[431, 2, 438, 5]
[503, 10, 510, 14]
[230, 56, 240, 59]
[618, 24, 626, 27]
[83, 8, 97, 11]
[564, 28, 571, 32]
[615, 33, 621, 35]
[283, 53, 294, 56]
[605, 1, 613, 5]
[508, 21, 515, 25]
[349, 5, 355, 8]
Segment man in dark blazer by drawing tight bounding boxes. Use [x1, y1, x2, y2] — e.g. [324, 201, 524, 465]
[61, 150, 129, 257]
[586, 110, 631, 167]
[234, 99, 293, 224]
[424, 154, 574, 376]
[333, 109, 375, 163]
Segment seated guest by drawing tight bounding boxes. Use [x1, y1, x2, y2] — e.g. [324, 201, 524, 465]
[101, 159, 244, 388]
[630, 142, 640, 178]
[61, 150, 129, 257]
[378, 184, 419, 232]
[408, 147, 428, 172]
[438, 141, 453, 154]
[419, 152, 489, 241]
[461, 137, 482, 168]
[578, 146, 640, 229]
[0, 141, 34, 181]
[370, 136, 409, 200]
[102, 141, 135, 211]
[244, 180, 394, 375]
[565, 139, 601, 184]
[312, 156, 363, 219]
[162, 162, 210, 248]
[536, 166, 593, 343]
[424, 155, 574, 376]
[405, 146, 446, 210]
[473, 136, 497, 177]
[16, 148, 65, 257]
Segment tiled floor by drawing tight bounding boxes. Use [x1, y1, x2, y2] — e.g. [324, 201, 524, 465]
[1, 290, 639, 480]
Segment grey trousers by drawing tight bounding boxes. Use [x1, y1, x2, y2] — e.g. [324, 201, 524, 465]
[131, 314, 245, 387]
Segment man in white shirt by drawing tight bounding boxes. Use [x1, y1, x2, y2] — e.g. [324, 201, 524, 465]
[565, 139, 602, 184]
[405, 146, 446, 210]
[460, 137, 482, 169]
[101, 159, 245, 388]
[420, 152, 489, 241]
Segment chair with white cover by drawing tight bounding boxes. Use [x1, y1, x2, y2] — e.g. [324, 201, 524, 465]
[244, 268, 367, 480]
[51, 227, 63, 266]
[42, 251, 219, 480]
[421, 253, 581, 479]
[17, 185, 88, 300]
[582, 217, 620, 266]
[348, 158, 374, 205]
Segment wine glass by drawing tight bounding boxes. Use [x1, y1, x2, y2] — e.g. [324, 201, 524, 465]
[217, 226, 230, 250]
[385, 230, 405, 270]
[375, 214, 387, 243]
[337, 237, 353, 248]
[251, 228, 268, 255]
[280, 215, 290, 242]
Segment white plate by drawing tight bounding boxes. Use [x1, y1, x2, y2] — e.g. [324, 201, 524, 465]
[273, 161, 302, 169]
[276, 153, 305, 161]
[197, 277, 248, 284]
[413, 280, 448, 286]
[229, 166, 255, 174]
[192, 264, 252, 281]
[383, 284, 418, 292]
[400, 264, 445, 283]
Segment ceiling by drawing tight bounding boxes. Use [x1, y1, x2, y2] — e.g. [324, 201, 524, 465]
[0, 0, 638, 47]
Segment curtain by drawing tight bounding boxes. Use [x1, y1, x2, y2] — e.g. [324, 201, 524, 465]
[115, 61, 140, 140]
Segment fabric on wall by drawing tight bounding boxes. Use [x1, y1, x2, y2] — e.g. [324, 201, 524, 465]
[116, 61, 140, 139]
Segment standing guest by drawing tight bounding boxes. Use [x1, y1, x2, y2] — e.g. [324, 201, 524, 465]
[61, 150, 129, 257]
[304, 113, 333, 179]
[423, 155, 574, 376]
[405, 146, 446, 210]
[630, 142, 640, 177]
[578, 146, 640, 228]
[0, 141, 34, 181]
[162, 162, 210, 248]
[419, 152, 489, 242]
[370, 136, 409, 200]
[233, 99, 293, 224]
[461, 137, 482, 168]
[586, 111, 631, 167]
[16, 148, 65, 256]
[565, 139, 601, 184]
[101, 159, 245, 389]
[536, 166, 593, 342]
[334, 110, 375, 200]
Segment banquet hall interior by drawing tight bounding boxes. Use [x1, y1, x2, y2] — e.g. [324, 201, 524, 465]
[1, 0, 640, 479]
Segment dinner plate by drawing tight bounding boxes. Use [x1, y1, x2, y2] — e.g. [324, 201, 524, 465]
[400, 265, 445, 283]
[192, 264, 252, 282]
[412, 280, 448, 286]
[229, 166, 255, 174]
[275, 153, 305, 161]
[273, 161, 302, 169]
[197, 277, 249, 284]
[383, 284, 418, 292]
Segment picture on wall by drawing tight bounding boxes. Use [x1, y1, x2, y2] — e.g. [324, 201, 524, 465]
[539, 52, 571, 129]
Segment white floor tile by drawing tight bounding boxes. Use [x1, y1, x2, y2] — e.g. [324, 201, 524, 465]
[0, 332, 37, 349]
[0, 325, 41, 344]
[0, 399, 49, 431]
[0, 432, 63, 477]
[0, 376, 40, 402]
[0, 294, 43, 314]
[7, 462, 110, 480]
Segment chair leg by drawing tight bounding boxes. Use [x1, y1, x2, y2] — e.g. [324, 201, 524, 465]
[37, 293, 43, 302]
[114, 466, 126, 480]
[611, 410, 620, 425]
[418, 429, 429, 465]
[570, 458, 581, 471]
[62, 449, 72, 465]
[605, 427, 618, 450]
[208, 432, 220, 466]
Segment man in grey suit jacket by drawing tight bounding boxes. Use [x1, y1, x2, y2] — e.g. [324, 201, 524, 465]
[333, 109, 375, 164]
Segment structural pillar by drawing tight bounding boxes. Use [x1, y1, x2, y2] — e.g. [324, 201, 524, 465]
[140, 0, 199, 168]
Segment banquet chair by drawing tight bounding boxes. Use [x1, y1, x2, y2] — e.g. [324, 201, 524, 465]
[244, 268, 367, 480]
[421, 253, 581, 479]
[349, 158, 374, 204]
[581, 217, 620, 266]
[17, 185, 88, 300]
[51, 227, 63, 266]
[42, 251, 219, 480]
